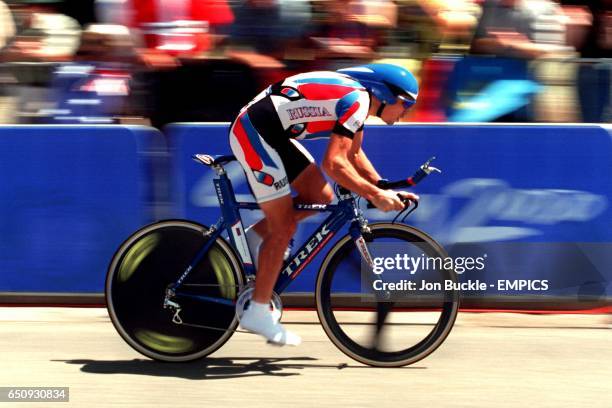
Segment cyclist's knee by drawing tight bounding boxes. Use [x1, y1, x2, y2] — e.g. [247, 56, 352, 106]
[259, 195, 297, 241]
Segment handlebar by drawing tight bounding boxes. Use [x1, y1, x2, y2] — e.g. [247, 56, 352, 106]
[366, 194, 419, 210]
[363, 156, 442, 210]
[376, 156, 441, 190]
[365, 193, 420, 224]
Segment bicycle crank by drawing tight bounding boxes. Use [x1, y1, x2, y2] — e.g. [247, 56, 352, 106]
[235, 281, 283, 324]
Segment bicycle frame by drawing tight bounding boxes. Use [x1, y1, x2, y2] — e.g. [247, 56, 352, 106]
[168, 166, 372, 306]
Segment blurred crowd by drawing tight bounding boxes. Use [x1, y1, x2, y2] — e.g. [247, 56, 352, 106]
[0, 0, 610, 127]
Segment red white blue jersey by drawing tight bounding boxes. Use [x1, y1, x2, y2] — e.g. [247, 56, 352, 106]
[228, 71, 369, 203]
[240, 71, 370, 141]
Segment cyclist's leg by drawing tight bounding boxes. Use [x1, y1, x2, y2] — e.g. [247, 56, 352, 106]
[241, 195, 301, 345]
[286, 138, 334, 208]
[291, 163, 335, 209]
[249, 164, 334, 238]
[228, 111, 301, 345]
[248, 139, 334, 237]
[229, 110, 295, 241]
[254, 195, 296, 303]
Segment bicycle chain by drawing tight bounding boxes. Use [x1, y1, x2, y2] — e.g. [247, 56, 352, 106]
[169, 307, 252, 334]
[175, 320, 252, 334]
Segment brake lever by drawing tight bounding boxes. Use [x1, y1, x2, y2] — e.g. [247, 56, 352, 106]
[388, 196, 418, 224]
[366, 195, 419, 211]
[399, 195, 419, 210]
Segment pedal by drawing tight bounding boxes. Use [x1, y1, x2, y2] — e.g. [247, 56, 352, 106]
[235, 283, 283, 324]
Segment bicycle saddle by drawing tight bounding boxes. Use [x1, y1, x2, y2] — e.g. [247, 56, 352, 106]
[192, 154, 237, 167]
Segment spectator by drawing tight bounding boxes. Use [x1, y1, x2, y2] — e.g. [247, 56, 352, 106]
[307, 0, 399, 67]
[230, 0, 312, 57]
[0, 0, 17, 123]
[561, 0, 611, 122]
[345, 0, 399, 47]
[393, 0, 480, 58]
[393, 0, 481, 122]
[225, 0, 313, 101]
[1, 0, 81, 123]
[129, 0, 233, 55]
[3, 0, 80, 62]
[49, 24, 146, 124]
[443, 0, 575, 122]
[471, 0, 570, 58]
[95, 0, 131, 26]
[1, 0, 15, 50]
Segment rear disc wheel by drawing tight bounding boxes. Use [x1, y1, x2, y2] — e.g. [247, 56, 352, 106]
[106, 220, 244, 362]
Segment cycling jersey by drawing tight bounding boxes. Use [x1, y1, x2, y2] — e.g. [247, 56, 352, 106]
[229, 71, 370, 203]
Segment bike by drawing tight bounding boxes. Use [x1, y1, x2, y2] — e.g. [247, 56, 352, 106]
[106, 154, 460, 367]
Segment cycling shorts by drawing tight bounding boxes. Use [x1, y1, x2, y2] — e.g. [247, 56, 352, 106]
[229, 108, 314, 203]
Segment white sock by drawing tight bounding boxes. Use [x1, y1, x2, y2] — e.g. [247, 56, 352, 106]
[240, 301, 301, 346]
[249, 300, 270, 315]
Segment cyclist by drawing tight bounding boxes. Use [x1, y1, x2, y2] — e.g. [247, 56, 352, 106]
[229, 63, 420, 346]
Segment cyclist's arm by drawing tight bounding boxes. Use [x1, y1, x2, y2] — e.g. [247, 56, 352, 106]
[348, 130, 381, 185]
[322, 132, 380, 201]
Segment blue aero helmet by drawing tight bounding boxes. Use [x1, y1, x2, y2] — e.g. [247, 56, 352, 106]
[338, 63, 419, 110]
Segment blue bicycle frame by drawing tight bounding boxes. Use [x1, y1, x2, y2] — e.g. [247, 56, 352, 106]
[168, 163, 370, 306]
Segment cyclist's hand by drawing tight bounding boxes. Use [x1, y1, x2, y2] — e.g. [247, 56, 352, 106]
[396, 191, 420, 203]
[371, 190, 405, 212]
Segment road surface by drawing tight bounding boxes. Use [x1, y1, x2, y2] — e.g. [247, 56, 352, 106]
[0, 308, 610, 408]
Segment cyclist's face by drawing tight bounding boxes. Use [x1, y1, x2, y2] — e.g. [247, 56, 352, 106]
[381, 99, 412, 124]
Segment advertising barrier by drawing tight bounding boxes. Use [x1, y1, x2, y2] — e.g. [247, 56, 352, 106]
[0, 125, 167, 294]
[1, 123, 610, 308]
[166, 123, 612, 306]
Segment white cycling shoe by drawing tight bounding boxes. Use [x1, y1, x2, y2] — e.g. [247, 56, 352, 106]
[240, 301, 301, 346]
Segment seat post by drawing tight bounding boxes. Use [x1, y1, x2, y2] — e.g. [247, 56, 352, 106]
[213, 170, 238, 208]
[212, 163, 226, 176]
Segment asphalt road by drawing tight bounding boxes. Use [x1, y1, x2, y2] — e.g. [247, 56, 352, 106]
[0, 308, 610, 408]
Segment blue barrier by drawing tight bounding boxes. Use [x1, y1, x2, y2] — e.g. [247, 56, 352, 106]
[1, 123, 611, 304]
[0, 125, 167, 293]
[165, 123, 612, 301]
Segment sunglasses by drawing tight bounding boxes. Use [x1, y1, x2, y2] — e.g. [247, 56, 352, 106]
[397, 94, 416, 109]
